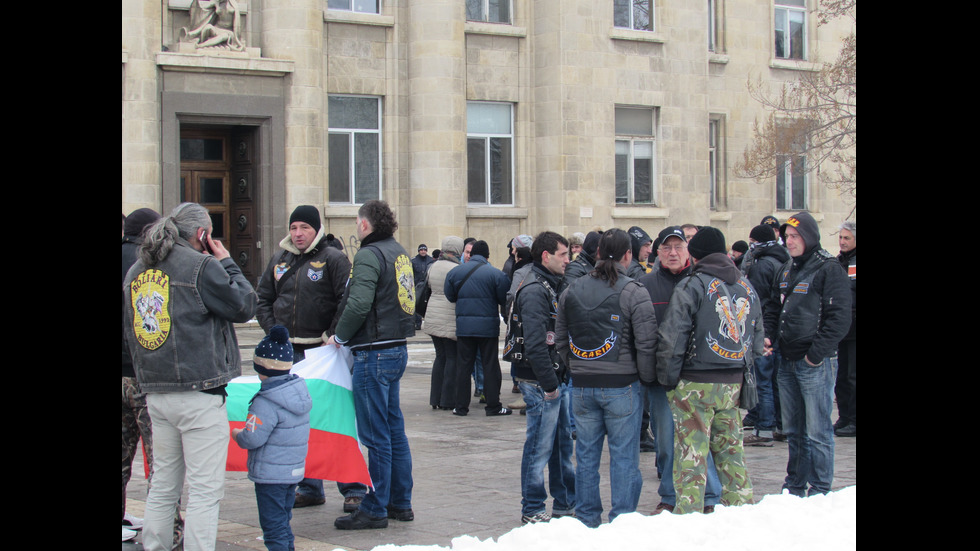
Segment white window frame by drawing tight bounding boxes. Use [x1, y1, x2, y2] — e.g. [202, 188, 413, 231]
[776, 154, 808, 211]
[327, 0, 380, 14]
[709, 118, 719, 209]
[328, 95, 383, 204]
[615, 106, 657, 205]
[774, 0, 807, 60]
[466, 101, 515, 206]
[614, 0, 655, 32]
[466, 0, 512, 24]
[707, 0, 717, 52]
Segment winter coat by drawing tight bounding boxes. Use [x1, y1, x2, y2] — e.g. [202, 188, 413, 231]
[256, 227, 352, 346]
[234, 374, 313, 485]
[508, 264, 566, 392]
[422, 257, 461, 340]
[444, 256, 509, 338]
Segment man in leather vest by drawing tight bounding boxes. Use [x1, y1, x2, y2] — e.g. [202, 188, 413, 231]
[764, 212, 851, 497]
[328, 200, 416, 530]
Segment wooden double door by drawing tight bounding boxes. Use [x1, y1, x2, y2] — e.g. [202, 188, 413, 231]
[179, 126, 261, 286]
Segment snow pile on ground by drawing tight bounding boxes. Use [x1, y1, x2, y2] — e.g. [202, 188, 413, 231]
[370, 486, 856, 551]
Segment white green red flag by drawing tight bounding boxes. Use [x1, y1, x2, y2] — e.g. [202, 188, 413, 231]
[226, 345, 372, 488]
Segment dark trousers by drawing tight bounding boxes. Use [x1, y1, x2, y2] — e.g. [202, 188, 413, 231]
[455, 336, 503, 413]
[834, 339, 856, 426]
[430, 336, 457, 408]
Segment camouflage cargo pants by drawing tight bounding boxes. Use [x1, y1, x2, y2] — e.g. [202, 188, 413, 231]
[668, 379, 753, 514]
[123, 376, 184, 548]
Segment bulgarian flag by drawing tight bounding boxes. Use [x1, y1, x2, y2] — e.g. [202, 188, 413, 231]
[226, 345, 372, 488]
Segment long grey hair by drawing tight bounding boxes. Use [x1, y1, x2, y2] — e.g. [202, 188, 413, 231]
[138, 202, 211, 266]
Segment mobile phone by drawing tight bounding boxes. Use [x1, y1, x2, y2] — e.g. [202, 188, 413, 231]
[199, 230, 211, 254]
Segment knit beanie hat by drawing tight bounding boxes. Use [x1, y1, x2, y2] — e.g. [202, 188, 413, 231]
[582, 231, 601, 257]
[124, 208, 161, 237]
[471, 240, 491, 259]
[289, 205, 322, 233]
[780, 211, 821, 250]
[253, 325, 294, 378]
[687, 226, 727, 260]
[749, 224, 776, 243]
[732, 240, 749, 254]
[511, 234, 534, 250]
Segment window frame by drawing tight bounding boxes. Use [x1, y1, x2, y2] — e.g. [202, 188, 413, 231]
[327, 94, 383, 205]
[775, 153, 808, 211]
[709, 118, 719, 209]
[466, 0, 512, 24]
[466, 101, 516, 206]
[614, 106, 657, 205]
[774, 0, 807, 61]
[327, 0, 380, 15]
[614, 0, 655, 32]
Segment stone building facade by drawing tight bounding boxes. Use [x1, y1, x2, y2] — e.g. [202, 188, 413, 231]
[122, 0, 855, 282]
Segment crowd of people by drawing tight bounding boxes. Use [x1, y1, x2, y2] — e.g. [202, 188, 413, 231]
[122, 201, 855, 549]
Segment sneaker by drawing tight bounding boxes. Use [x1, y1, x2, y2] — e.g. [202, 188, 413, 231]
[703, 505, 715, 514]
[521, 511, 552, 525]
[742, 416, 755, 429]
[343, 495, 362, 513]
[834, 424, 856, 437]
[122, 512, 144, 530]
[122, 527, 138, 542]
[744, 434, 774, 447]
[652, 502, 674, 515]
[452, 408, 468, 416]
[474, 389, 483, 397]
[294, 494, 326, 508]
[388, 508, 415, 521]
[487, 407, 513, 416]
[334, 510, 388, 530]
[479, 393, 487, 404]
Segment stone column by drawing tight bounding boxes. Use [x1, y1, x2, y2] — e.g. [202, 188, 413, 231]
[261, 0, 324, 209]
[405, 0, 467, 245]
[122, 0, 163, 215]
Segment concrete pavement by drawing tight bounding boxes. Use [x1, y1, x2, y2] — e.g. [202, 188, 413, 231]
[124, 320, 856, 551]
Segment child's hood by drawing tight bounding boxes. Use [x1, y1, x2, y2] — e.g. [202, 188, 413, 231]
[258, 374, 312, 416]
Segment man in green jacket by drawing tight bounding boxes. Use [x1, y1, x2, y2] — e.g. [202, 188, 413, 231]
[328, 200, 416, 530]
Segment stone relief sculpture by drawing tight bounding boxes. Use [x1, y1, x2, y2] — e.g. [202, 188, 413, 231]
[180, 0, 245, 51]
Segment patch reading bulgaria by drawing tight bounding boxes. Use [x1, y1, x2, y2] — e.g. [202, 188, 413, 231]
[131, 269, 171, 350]
[570, 332, 617, 359]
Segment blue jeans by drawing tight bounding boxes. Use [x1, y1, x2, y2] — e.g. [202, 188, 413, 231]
[571, 382, 643, 528]
[292, 346, 367, 502]
[254, 483, 297, 551]
[519, 381, 575, 517]
[645, 385, 721, 506]
[778, 355, 838, 496]
[750, 353, 777, 435]
[351, 345, 414, 517]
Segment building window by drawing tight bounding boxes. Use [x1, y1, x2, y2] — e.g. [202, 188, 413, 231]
[328, 95, 381, 204]
[707, 0, 717, 52]
[774, 0, 806, 60]
[466, 0, 511, 24]
[328, 0, 379, 14]
[467, 102, 514, 205]
[614, 0, 654, 32]
[776, 154, 808, 210]
[709, 118, 720, 209]
[615, 106, 656, 204]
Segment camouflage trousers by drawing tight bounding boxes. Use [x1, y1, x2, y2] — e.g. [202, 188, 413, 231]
[123, 376, 184, 548]
[667, 379, 753, 514]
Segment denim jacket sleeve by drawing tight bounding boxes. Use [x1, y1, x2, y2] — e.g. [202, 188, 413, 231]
[199, 256, 258, 323]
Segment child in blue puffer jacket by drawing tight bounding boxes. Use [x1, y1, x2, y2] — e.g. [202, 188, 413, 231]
[233, 325, 312, 551]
